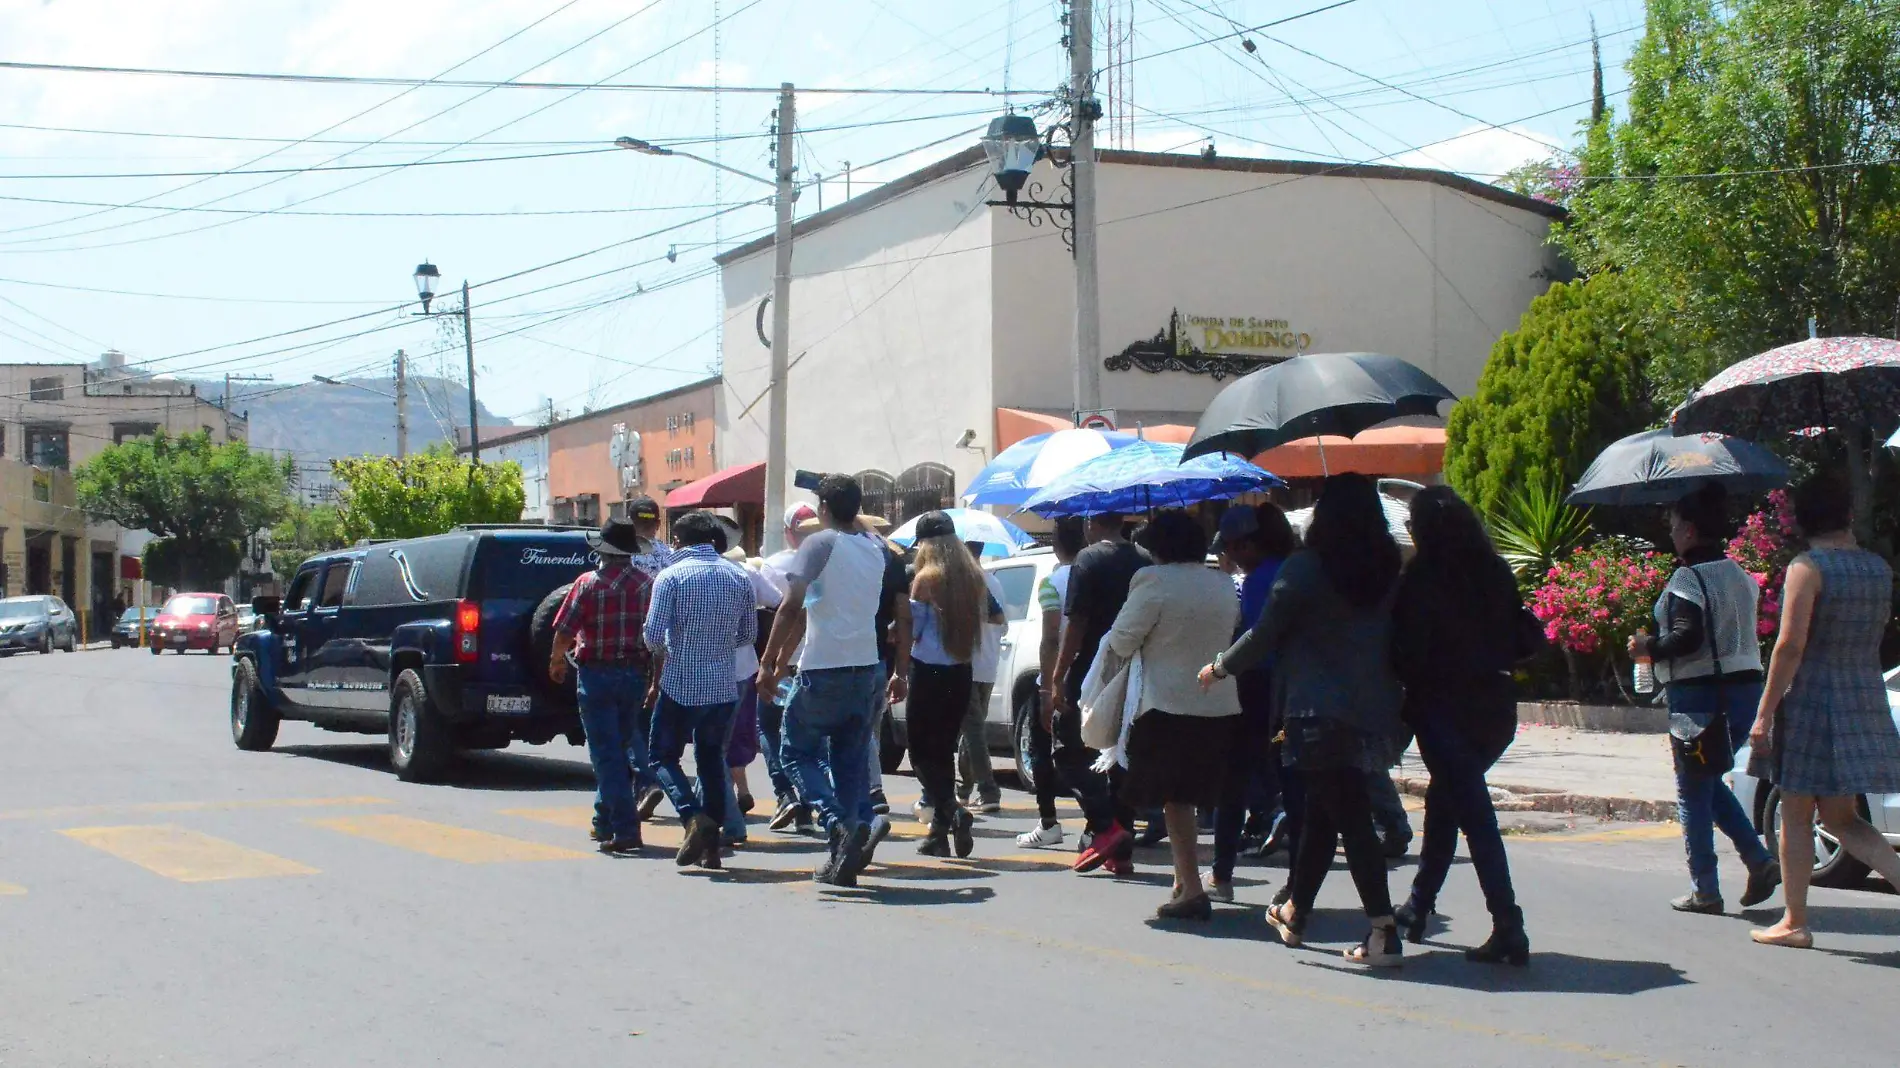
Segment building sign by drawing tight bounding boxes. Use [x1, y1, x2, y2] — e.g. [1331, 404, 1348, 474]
[1104, 309, 1311, 381]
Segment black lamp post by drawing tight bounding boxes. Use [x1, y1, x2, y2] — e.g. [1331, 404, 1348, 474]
[411, 261, 481, 464]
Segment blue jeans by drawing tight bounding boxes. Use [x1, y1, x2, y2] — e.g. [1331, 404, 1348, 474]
[648, 694, 735, 830]
[1409, 713, 1517, 921]
[758, 691, 800, 807]
[1670, 680, 1773, 896]
[576, 664, 647, 839]
[781, 664, 881, 832]
[715, 681, 757, 842]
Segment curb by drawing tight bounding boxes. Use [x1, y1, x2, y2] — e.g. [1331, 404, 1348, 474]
[1517, 700, 1667, 734]
[1395, 776, 1677, 824]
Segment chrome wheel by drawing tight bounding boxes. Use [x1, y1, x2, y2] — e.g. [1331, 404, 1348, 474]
[231, 683, 249, 737]
[394, 692, 419, 764]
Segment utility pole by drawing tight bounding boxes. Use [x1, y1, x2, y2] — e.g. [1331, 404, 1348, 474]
[1070, 0, 1103, 421]
[844, 161, 851, 201]
[461, 281, 481, 464]
[392, 349, 409, 461]
[763, 82, 796, 554]
[223, 373, 274, 414]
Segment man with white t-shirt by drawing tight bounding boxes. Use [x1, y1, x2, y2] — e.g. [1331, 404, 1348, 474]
[759, 475, 912, 887]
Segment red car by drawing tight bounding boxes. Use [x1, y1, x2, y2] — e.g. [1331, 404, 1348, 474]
[150, 593, 241, 655]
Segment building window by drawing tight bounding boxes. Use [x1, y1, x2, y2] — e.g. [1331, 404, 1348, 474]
[24, 425, 69, 470]
[112, 422, 158, 444]
[684, 412, 695, 432]
[28, 376, 64, 401]
[0, 422, 6, 458]
[894, 463, 956, 525]
[857, 470, 896, 522]
[684, 445, 694, 467]
[575, 494, 601, 525]
[666, 415, 678, 436]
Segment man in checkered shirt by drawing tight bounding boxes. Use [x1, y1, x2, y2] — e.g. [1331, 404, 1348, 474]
[642, 511, 758, 869]
[550, 517, 656, 857]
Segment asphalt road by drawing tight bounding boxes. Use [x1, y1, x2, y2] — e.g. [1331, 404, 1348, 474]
[1, 650, 1896, 1067]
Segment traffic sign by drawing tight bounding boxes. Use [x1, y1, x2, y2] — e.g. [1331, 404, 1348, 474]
[1076, 409, 1118, 431]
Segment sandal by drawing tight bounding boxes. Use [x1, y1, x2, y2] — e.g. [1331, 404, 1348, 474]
[1749, 925, 1813, 949]
[1265, 901, 1304, 947]
[1345, 920, 1404, 968]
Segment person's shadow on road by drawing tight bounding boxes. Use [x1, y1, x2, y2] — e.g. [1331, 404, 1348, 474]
[823, 884, 997, 906]
[276, 743, 598, 791]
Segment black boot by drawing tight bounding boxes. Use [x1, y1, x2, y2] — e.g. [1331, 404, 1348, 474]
[1393, 898, 1431, 944]
[1465, 907, 1530, 966]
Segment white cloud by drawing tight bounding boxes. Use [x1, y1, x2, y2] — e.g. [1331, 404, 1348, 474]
[1388, 124, 1564, 178]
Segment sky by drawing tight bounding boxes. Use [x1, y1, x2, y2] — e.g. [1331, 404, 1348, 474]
[0, 0, 1648, 448]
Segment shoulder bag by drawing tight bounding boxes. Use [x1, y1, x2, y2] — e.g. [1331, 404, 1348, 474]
[1668, 565, 1735, 777]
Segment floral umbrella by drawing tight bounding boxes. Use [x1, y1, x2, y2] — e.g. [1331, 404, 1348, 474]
[1670, 336, 1900, 440]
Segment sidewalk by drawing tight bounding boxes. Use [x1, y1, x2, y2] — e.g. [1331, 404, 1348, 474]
[1395, 725, 1680, 823]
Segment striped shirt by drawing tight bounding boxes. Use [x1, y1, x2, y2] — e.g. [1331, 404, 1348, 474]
[643, 544, 758, 706]
[552, 560, 652, 665]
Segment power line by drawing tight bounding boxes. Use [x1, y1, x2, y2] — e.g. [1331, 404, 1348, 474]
[0, 59, 1011, 95]
[0, 145, 619, 182]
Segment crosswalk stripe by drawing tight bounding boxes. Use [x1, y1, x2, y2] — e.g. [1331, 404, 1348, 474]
[59, 826, 319, 883]
[310, 814, 588, 863]
[0, 796, 390, 822]
[0, 881, 25, 895]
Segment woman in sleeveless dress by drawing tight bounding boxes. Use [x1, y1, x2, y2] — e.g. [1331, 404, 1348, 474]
[1749, 477, 1900, 949]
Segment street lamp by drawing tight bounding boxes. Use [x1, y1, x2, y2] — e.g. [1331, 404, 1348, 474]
[413, 262, 442, 314]
[409, 262, 480, 465]
[980, 114, 1043, 205]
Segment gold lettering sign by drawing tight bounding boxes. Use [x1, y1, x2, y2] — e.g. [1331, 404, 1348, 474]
[1178, 315, 1311, 357]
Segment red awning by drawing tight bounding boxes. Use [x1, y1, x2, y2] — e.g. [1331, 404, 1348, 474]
[665, 462, 766, 508]
[120, 556, 142, 580]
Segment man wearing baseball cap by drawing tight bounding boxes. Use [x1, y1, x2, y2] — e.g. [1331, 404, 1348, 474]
[624, 495, 672, 580]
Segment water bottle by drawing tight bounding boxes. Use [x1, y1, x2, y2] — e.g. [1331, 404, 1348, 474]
[1633, 659, 1657, 696]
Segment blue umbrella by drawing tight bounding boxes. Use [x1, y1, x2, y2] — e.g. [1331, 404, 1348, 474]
[889, 508, 1036, 558]
[963, 428, 1139, 507]
[1020, 439, 1282, 517]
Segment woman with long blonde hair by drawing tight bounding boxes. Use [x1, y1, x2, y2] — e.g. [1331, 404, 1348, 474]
[906, 512, 1003, 857]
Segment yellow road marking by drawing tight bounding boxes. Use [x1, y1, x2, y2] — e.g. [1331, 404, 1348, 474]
[1513, 823, 1681, 844]
[0, 796, 391, 822]
[310, 814, 587, 863]
[0, 881, 25, 895]
[60, 826, 318, 883]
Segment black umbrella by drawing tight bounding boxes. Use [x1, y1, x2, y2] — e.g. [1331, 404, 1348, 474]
[1183, 352, 1456, 462]
[1566, 429, 1791, 507]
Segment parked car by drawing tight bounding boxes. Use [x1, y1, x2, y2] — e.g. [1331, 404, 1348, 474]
[880, 547, 1058, 788]
[236, 605, 260, 634]
[0, 595, 80, 655]
[150, 593, 241, 655]
[1727, 665, 1900, 887]
[110, 607, 160, 649]
[230, 526, 599, 781]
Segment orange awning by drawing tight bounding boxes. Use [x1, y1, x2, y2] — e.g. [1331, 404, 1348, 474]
[1251, 426, 1446, 479]
[994, 408, 1072, 450]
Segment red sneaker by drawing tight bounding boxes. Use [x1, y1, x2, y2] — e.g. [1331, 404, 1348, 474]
[1074, 823, 1131, 873]
[1072, 844, 1106, 873]
[1102, 855, 1134, 877]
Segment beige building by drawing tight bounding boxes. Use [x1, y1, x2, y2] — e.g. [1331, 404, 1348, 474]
[0, 356, 247, 632]
[715, 146, 1566, 520]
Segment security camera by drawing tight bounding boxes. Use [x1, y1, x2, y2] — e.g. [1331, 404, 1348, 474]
[954, 429, 977, 449]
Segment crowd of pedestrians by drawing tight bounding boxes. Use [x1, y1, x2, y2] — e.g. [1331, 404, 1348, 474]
[547, 471, 1900, 965]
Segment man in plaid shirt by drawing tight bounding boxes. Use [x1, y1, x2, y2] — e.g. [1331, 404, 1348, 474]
[642, 511, 757, 869]
[550, 517, 655, 856]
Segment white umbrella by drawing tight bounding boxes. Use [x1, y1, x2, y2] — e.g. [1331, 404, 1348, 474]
[1286, 493, 1413, 549]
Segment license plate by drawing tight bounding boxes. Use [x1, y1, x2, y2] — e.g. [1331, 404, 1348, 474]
[486, 694, 532, 714]
[170, 634, 187, 644]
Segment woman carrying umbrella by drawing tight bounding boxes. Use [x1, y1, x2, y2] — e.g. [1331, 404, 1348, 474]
[1748, 477, 1900, 949]
[1628, 485, 1782, 916]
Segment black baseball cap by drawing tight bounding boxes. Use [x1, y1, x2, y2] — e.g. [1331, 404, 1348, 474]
[627, 495, 661, 522]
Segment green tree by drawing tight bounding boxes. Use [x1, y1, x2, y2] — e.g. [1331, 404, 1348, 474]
[1560, 0, 1900, 400]
[1445, 273, 1662, 519]
[269, 502, 347, 576]
[332, 444, 525, 542]
[75, 431, 295, 588]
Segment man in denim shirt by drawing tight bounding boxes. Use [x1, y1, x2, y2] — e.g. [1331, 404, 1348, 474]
[643, 511, 757, 870]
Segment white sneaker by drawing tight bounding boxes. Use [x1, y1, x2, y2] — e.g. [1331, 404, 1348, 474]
[912, 800, 934, 825]
[1016, 823, 1065, 848]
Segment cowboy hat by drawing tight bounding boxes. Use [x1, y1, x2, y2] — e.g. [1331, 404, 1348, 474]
[588, 517, 644, 556]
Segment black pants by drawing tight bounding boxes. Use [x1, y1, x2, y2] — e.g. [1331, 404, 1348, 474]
[1408, 697, 1519, 922]
[1023, 692, 1065, 825]
[1212, 704, 1278, 882]
[1051, 697, 1135, 836]
[908, 661, 973, 831]
[1289, 766, 1394, 918]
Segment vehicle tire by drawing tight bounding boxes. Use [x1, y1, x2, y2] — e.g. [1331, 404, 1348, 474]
[389, 668, 452, 782]
[1764, 786, 1872, 889]
[39, 633, 51, 655]
[62, 631, 76, 652]
[879, 707, 905, 775]
[1011, 692, 1040, 794]
[230, 658, 280, 751]
[112, 638, 123, 650]
[150, 643, 162, 656]
[528, 583, 578, 705]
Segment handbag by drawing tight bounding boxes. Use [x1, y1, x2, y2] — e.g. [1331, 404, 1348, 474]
[1078, 649, 1132, 750]
[1667, 566, 1735, 778]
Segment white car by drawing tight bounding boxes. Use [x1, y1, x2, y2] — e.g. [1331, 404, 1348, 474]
[879, 548, 1059, 787]
[1727, 666, 1900, 887]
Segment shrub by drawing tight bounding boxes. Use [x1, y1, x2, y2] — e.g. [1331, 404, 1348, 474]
[1530, 537, 1671, 699]
[1727, 489, 1800, 650]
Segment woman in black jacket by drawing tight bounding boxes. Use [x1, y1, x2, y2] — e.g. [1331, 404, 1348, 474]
[1390, 487, 1535, 965]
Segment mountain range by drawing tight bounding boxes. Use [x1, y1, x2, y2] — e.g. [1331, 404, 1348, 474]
[186, 376, 518, 463]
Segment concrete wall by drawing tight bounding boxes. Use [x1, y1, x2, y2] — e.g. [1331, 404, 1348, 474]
[719, 164, 997, 511]
[0, 364, 246, 472]
[484, 431, 549, 522]
[547, 381, 717, 523]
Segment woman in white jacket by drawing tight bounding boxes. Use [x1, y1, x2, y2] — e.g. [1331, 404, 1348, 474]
[1102, 510, 1241, 920]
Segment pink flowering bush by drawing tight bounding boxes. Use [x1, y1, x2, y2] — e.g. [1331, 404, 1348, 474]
[1531, 537, 1672, 657]
[1727, 489, 1800, 649]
